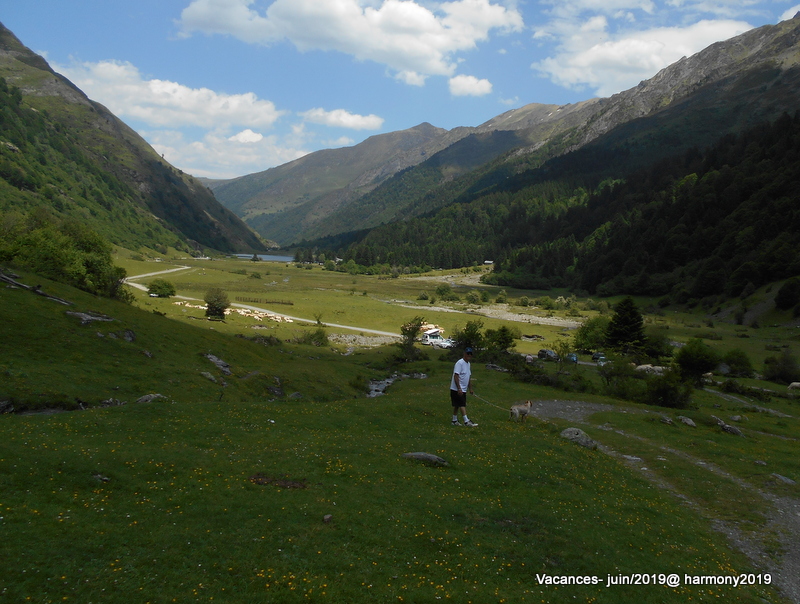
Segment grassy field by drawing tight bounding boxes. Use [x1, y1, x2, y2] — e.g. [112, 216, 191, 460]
[1, 254, 798, 602]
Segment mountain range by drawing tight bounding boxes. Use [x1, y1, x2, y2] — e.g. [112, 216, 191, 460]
[0, 22, 265, 254]
[3, 13, 800, 303]
[208, 14, 800, 248]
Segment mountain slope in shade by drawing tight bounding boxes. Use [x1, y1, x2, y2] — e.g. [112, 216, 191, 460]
[0, 22, 266, 254]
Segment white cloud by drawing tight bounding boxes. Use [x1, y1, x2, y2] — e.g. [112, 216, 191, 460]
[533, 19, 752, 97]
[327, 136, 357, 147]
[299, 107, 385, 129]
[780, 4, 800, 20]
[178, 0, 523, 81]
[449, 74, 493, 96]
[51, 58, 318, 178]
[55, 59, 284, 129]
[229, 129, 264, 143]
[539, 0, 656, 21]
[148, 129, 308, 179]
[499, 95, 520, 106]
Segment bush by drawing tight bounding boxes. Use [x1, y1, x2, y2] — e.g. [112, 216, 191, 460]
[574, 316, 610, 352]
[675, 338, 719, 386]
[721, 348, 753, 378]
[204, 288, 230, 320]
[451, 319, 485, 355]
[435, 283, 459, 302]
[147, 278, 176, 298]
[720, 379, 772, 401]
[295, 327, 329, 347]
[397, 316, 425, 362]
[763, 349, 800, 384]
[485, 326, 516, 353]
[641, 371, 692, 409]
[1, 213, 130, 301]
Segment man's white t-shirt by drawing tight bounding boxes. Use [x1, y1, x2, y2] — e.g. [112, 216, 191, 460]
[450, 358, 471, 392]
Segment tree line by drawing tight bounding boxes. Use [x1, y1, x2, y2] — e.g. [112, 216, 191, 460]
[299, 112, 800, 304]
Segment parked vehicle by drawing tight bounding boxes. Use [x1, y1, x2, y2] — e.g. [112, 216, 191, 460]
[591, 351, 605, 361]
[538, 349, 559, 361]
[421, 329, 454, 348]
[566, 353, 578, 364]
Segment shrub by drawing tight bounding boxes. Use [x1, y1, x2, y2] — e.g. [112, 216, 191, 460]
[295, 327, 329, 347]
[485, 326, 516, 353]
[147, 278, 176, 298]
[204, 288, 230, 320]
[721, 348, 754, 378]
[574, 316, 609, 353]
[451, 319, 485, 354]
[763, 349, 800, 384]
[397, 316, 425, 362]
[675, 338, 719, 386]
[641, 371, 692, 409]
[2, 214, 131, 301]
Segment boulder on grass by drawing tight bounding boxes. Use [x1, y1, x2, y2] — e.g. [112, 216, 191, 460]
[401, 452, 449, 467]
[560, 427, 598, 450]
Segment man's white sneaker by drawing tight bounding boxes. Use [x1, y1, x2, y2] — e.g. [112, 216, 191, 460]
[451, 420, 461, 426]
[465, 420, 478, 427]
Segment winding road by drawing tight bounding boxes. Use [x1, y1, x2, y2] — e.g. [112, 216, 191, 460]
[124, 265, 401, 337]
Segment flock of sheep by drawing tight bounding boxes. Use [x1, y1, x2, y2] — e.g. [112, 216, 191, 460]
[171, 301, 293, 323]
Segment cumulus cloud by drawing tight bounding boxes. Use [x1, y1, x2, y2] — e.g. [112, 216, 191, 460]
[51, 58, 317, 178]
[533, 19, 752, 97]
[178, 0, 523, 81]
[449, 74, 493, 96]
[229, 129, 265, 143]
[780, 4, 800, 20]
[299, 107, 385, 129]
[55, 59, 284, 129]
[147, 129, 308, 179]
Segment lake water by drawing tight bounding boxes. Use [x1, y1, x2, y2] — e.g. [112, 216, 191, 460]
[234, 253, 294, 263]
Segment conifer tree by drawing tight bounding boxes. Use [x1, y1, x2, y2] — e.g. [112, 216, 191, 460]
[605, 296, 645, 355]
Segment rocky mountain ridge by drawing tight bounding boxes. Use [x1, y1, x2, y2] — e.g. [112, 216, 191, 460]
[213, 15, 800, 246]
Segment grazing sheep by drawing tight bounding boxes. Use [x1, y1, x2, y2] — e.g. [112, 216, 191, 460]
[788, 382, 800, 390]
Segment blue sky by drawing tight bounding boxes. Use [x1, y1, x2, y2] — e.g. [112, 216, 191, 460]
[3, 0, 799, 179]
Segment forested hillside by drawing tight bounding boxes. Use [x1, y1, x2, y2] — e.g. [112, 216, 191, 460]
[0, 22, 265, 254]
[318, 112, 800, 304]
[0, 78, 183, 251]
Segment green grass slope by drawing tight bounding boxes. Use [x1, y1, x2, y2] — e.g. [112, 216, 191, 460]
[0, 376, 789, 603]
[0, 268, 374, 411]
[2, 265, 799, 602]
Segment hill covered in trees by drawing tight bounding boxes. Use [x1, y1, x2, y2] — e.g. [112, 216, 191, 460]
[0, 22, 265, 255]
[304, 111, 800, 306]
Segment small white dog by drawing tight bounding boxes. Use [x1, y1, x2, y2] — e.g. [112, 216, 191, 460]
[509, 400, 533, 422]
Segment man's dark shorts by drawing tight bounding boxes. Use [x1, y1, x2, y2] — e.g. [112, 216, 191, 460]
[450, 389, 467, 408]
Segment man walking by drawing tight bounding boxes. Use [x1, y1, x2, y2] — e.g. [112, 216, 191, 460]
[450, 347, 478, 427]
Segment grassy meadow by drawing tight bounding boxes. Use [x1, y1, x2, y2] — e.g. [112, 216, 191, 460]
[1, 252, 798, 603]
